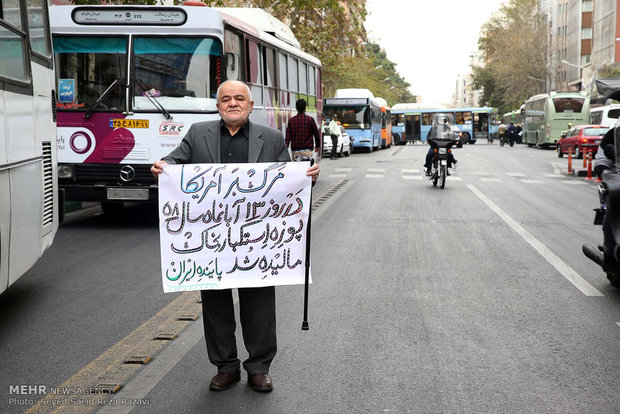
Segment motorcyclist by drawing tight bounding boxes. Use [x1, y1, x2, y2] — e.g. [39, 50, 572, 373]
[424, 114, 457, 175]
[593, 126, 618, 273]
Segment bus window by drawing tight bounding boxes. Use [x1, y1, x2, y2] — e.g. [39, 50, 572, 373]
[54, 36, 127, 111]
[454, 111, 471, 125]
[553, 97, 584, 113]
[246, 38, 262, 106]
[287, 56, 297, 108]
[2, 0, 23, 28]
[132, 37, 220, 111]
[299, 61, 307, 94]
[322, 105, 369, 129]
[224, 28, 242, 81]
[263, 46, 276, 87]
[0, 25, 28, 80]
[278, 52, 287, 90]
[422, 112, 433, 126]
[27, 0, 51, 58]
[591, 110, 602, 124]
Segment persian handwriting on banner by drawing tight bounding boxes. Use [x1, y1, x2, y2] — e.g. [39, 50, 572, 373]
[180, 163, 287, 204]
[158, 162, 311, 292]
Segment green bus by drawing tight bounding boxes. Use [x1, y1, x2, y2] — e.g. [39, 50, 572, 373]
[523, 91, 590, 148]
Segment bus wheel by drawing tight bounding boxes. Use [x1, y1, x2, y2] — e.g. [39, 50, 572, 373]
[101, 202, 124, 216]
[462, 133, 470, 144]
[469, 140, 476, 144]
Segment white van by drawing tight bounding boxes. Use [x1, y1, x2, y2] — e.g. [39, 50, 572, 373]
[590, 104, 620, 127]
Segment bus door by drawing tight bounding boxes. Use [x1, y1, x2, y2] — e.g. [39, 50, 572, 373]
[474, 112, 489, 141]
[405, 114, 421, 142]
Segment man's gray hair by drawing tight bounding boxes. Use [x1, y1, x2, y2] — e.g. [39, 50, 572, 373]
[216, 80, 253, 101]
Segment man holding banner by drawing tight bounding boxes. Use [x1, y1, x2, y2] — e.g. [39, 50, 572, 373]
[151, 80, 319, 393]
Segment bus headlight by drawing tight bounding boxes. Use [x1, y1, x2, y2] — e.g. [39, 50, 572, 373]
[57, 165, 75, 179]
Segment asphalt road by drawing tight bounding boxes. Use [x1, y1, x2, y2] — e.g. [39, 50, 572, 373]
[1, 142, 619, 413]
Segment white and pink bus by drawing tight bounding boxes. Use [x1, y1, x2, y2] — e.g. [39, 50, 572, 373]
[50, 4, 322, 216]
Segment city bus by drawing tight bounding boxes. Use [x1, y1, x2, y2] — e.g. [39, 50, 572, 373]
[404, 107, 497, 144]
[391, 103, 422, 145]
[322, 89, 386, 152]
[373, 97, 392, 148]
[1, 0, 58, 294]
[523, 91, 590, 148]
[49, 4, 321, 216]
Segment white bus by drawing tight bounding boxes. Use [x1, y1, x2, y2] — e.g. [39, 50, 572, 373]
[50, 5, 322, 216]
[590, 104, 620, 128]
[1, 0, 58, 294]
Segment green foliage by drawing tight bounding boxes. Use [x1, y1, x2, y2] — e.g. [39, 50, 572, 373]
[472, 0, 548, 113]
[599, 63, 620, 79]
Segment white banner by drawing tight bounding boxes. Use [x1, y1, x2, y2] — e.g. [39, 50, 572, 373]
[158, 162, 312, 292]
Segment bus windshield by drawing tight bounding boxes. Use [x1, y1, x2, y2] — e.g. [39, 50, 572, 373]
[553, 97, 584, 113]
[132, 37, 221, 112]
[323, 105, 369, 129]
[54, 36, 127, 111]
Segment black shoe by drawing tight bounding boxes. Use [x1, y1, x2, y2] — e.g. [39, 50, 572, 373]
[248, 373, 273, 392]
[209, 371, 241, 391]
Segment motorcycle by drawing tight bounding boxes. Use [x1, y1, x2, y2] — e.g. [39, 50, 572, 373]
[582, 79, 620, 288]
[426, 113, 458, 189]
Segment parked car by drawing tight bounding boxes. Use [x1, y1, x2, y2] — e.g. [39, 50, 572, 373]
[323, 125, 353, 157]
[557, 125, 609, 159]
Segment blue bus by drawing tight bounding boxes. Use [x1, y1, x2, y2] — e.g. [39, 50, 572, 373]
[322, 96, 384, 152]
[391, 106, 498, 144]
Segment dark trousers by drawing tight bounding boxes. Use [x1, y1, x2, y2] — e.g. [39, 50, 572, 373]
[424, 147, 456, 170]
[200, 286, 277, 375]
[330, 134, 338, 158]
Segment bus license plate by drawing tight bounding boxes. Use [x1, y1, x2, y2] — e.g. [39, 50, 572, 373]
[107, 188, 149, 200]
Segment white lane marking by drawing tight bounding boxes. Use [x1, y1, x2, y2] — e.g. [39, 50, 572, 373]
[368, 168, 385, 172]
[480, 177, 501, 182]
[402, 169, 419, 174]
[521, 179, 544, 184]
[448, 176, 463, 181]
[328, 174, 347, 178]
[472, 171, 492, 175]
[468, 184, 604, 297]
[551, 162, 562, 174]
[506, 172, 526, 177]
[335, 168, 352, 172]
[403, 175, 422, 180]
[365, 174, 384, 178]
[545, 174, 565, 178]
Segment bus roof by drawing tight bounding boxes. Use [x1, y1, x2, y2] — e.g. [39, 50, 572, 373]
[335, 88, 374, 99]
[216, 7, 299, 48]
[525, 91, 588, 102]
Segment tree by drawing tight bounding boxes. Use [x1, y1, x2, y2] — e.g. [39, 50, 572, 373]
[472, 0, 548, 113]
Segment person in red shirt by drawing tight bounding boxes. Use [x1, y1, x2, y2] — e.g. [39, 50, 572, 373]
[285, 99, 321, 160]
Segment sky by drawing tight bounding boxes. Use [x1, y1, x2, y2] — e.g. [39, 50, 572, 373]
[364, 0, 505, 106]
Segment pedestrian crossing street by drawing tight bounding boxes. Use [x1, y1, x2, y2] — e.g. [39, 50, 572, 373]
[326, 167, 593, 185]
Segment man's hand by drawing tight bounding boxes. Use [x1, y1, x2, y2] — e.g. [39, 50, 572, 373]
[151, 160, 168, 177]
[306, 163, 319, 183]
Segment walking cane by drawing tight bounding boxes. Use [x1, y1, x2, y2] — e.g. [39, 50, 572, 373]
[301, 159, 314, 331]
